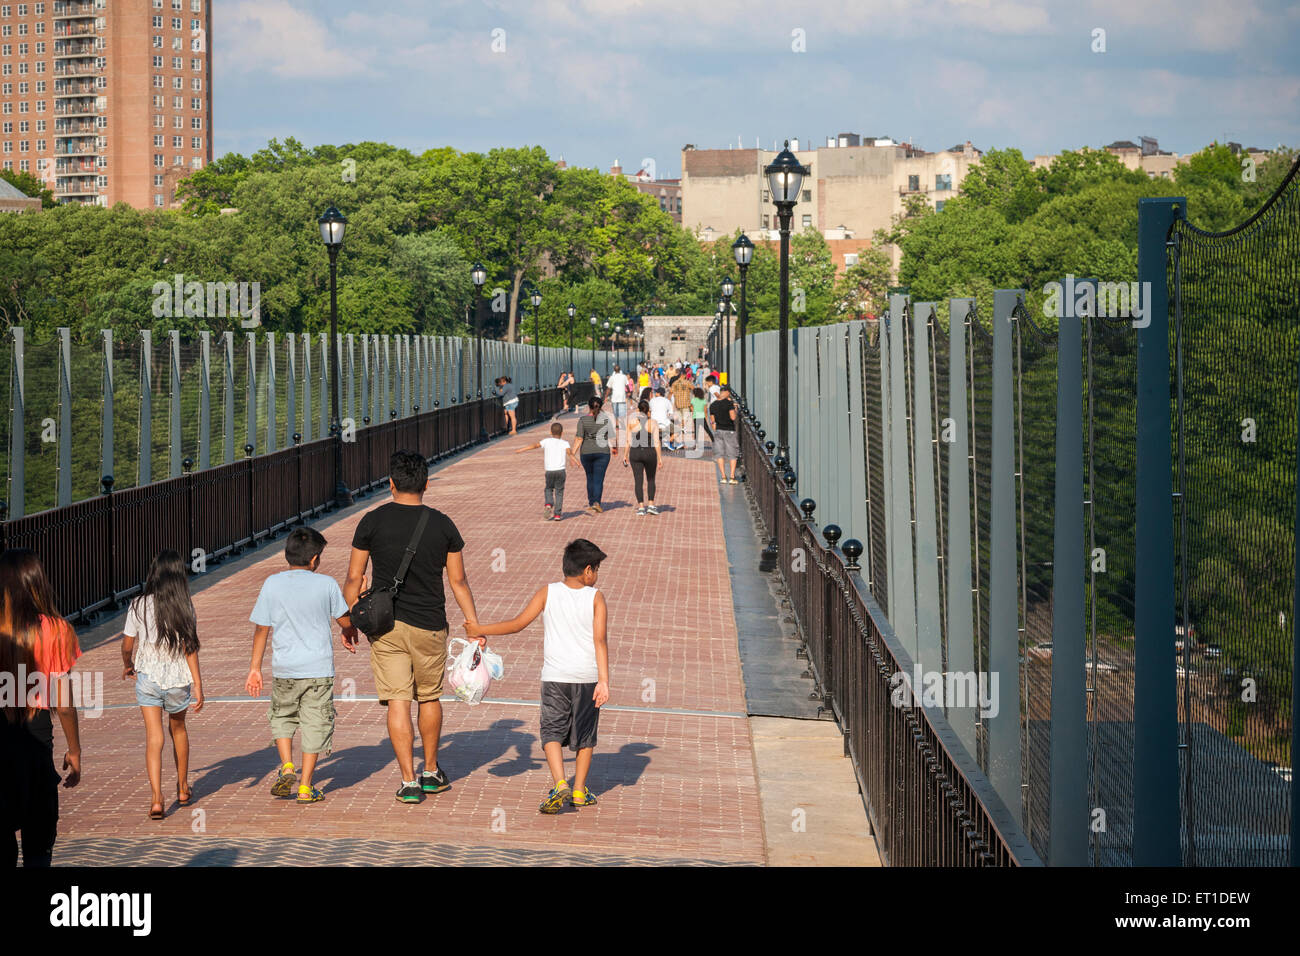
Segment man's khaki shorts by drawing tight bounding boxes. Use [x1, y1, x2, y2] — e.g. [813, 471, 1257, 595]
[369, 621, 448, 703]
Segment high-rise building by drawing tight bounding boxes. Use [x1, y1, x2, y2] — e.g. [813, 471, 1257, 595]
[0, 0, 212, 209]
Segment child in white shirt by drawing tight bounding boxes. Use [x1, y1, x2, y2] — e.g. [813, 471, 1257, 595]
[516, 421, 578, 521]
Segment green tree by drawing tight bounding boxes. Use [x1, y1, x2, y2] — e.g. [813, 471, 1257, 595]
[0, 168, 54, 208]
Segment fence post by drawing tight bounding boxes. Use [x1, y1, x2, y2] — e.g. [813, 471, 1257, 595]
[221, 331, 234, 465]
[199, 331, 211, 471]
[140, 329, 153, 485]
[170, 330, 182, 477]
[246, 331, 258, 457]
[347, 333, 356, 427]
[53, 327, 72, 508]
[318, 332, 328, 439]
[947, 298, 976, 760]
[266, 332, 277, 453]
[912, 303, 942, 676]
[879, 308, 894, 616]
[988, 288, 1024, 821]
[1133, 196, 1184, 867]
[1049, 280, 1088, 866]
[101, 329, 114, 489]
[887, 293, 915, 654]
[285, 332, 296, 451]
[9, 327, 24, 520]
[301, 332, 312, 443]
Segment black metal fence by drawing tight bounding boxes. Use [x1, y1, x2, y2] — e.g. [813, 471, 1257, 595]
[740, 415, 1040, 866]
[0, 383, 580, 624]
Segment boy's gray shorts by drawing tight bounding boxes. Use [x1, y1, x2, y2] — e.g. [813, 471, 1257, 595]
[540, 681, 600, 752]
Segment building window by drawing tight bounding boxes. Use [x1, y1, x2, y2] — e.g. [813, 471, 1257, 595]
[171, 134, 181, 147]
[154, 153, 163, 167]
[171, 35, 180, 50]
[153, 114, 163, 128]
[844, 253, 859, 267]
[190, 57, 200, 70]
[171, 16, 181, 29]
[801, 214, 812, 228]
[935, 200, 946, 212]
[152, 35, 162, 48]
[191, 0, 201, 10]
[153, 74, 163, 87]
[172, 76, 181, 88]
[172, 55, 181, 68]
[172, 94, 182, 108]
[173, 153, 182, 165]
[675, 197, 681, 213]
[801, 189, 811, 202]
[191, 77, 201, 90]
[761, 214, 769, 229]
[152, 14, 162, 27]
[155, 193, 164, 207]
[190, 96, 201, 110]
[153, 133, 162, 146]
[153, 94, 163, 107]
[907, 174, 919, 192]
[172, 114, 181, 128]
[190, 115, 200, 128]
[935, 173, 952, 191]
[190, 135, 200, 149]
[152, 55, 162, 67]
[154, 173, 163, 185]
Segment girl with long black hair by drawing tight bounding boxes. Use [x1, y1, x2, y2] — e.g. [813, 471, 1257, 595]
[0, 549, 82, 867]
[120, 550, 204, 820]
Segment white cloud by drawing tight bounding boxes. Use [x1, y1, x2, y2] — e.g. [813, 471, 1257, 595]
[220, 1, 375, 79]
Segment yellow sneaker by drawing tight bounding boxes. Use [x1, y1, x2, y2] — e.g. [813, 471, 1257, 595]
[270, 762, 297, 798]
[571, 787, 598, 807]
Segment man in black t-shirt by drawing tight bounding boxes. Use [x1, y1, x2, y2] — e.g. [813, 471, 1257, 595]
[344, 449, 483, 804]
[708, 386, 740, 484]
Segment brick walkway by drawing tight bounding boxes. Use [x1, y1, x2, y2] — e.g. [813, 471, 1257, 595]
[46, 411, 766, 865]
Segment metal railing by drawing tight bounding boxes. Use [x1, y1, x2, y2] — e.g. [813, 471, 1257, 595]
[740, 414, 1040, 866]
[0, 383, 585, 626]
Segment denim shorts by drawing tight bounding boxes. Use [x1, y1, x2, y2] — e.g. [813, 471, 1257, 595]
[504, 398, 519, 411]
[135, 671, 193, 714]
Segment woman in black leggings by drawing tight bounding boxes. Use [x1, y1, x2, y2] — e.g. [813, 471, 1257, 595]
[623, 398, 665, 516]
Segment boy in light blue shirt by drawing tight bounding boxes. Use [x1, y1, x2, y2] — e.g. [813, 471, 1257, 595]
[245, 527, 355, 804]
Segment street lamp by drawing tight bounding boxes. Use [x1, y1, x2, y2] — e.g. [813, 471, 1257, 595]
[567, 303, 576, 379]
[732, 234, 754, 408]
[719, 284, 732, 386]
[602, 320, 611, 377]
[471, 262, 488, 440]
[589, 314, 598, 385]
[317, 205, 352, 508]
[763, 140, 809, 568]
[530, 287, 542, 391]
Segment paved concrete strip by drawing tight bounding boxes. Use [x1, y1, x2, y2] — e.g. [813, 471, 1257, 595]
[749, 716, 882, 866]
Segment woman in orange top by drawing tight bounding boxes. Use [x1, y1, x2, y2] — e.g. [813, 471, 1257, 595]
[0, 548, 82, 868]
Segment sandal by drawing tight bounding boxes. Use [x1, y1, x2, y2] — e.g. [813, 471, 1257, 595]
[149, 802, 165, 820]
[177, 784, 192, 806]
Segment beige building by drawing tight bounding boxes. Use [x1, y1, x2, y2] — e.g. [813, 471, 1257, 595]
[1033, 137, 1189, 180]
[0, 0, 213, 209]
[682, 135, 980, 274]
[643, 314, 713, 366]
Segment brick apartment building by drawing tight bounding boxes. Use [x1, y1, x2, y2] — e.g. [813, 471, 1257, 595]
[0, 0, 213, 210]
[609, 159, 681, 223]
[681, 134, 981, 273]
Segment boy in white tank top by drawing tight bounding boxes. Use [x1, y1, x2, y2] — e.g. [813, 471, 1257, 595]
[465, 538, 610, 813]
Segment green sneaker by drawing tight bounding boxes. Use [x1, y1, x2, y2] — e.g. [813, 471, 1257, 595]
[396, 782, 425, 804]
[297, 784, 325, 804]
[539, 782, 572, 815]
[420, 767, 450, 793]
[270, 764, 297, 798]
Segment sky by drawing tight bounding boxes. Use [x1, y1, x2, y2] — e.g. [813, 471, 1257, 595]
[213, 0, 1300, 178]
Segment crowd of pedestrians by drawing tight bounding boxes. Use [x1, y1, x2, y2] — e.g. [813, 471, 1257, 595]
[2, 356, 744, 864]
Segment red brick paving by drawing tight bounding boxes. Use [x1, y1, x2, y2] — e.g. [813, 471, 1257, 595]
[51, 411, 765, 864]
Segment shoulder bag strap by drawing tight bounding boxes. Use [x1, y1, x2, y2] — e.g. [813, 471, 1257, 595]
[391, 509, 431, 592]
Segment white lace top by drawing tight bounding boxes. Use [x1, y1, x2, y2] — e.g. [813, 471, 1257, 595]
[126, 595, 194, 690]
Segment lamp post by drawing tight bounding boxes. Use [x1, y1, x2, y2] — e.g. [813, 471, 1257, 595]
[765, 141, 808, 463]
[567, 303, 576, 379]
[530, 288, 542, 392]
[471, 262, 487, 441]
[317, 206, 353, 508]
[589, 314, 597, 386]
[760, 142, 808, 569]
[732, 234, 754, 408]
[602, 320, 611, 378]
[719, 284, 732, 386]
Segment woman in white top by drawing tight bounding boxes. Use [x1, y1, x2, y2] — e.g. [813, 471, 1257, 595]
[120, 550, 203, 820]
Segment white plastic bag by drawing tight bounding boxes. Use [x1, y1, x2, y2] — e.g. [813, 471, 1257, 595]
[483, 648, 505, 681]
[446, 637, 496, 705]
